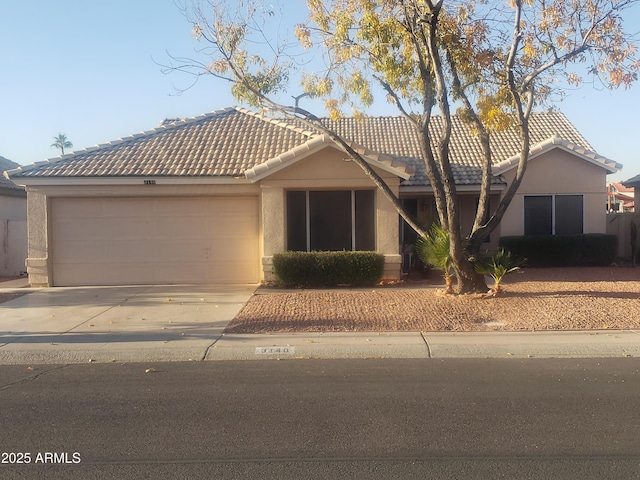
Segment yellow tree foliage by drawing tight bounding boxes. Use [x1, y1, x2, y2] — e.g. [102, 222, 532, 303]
[172, 0, 639, 292]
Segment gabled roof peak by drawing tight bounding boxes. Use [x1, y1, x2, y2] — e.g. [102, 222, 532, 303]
[492, 135, 621, 175]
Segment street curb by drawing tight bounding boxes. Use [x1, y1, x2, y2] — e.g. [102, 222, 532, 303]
[206, 332, 431, 361]
[0, 331, 639, 365]
[204, 331, 640, 361]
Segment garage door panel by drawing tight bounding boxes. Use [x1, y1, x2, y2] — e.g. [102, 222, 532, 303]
[102, 218, 154, 239]
[222, 197, 257, 214]
[105, 198, 156, 217]
[51, 199, 102, 219]
[54, 219, 106, 241]
[105, 242, 157, 262]
[154, 241, 209, 260]
[154, 198, 213, 216]
[211, 237, 256, 256]
[154, 263, 208, 283]
[51, 196, 259, 286]
[53, 263, 157, 286]
[154, 218, 213, 238]
[53, 264, 102, 286]
[53, 241, 107, 263]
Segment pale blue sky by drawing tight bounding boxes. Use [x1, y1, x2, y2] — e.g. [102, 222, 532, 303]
[1, 1, 639, 182]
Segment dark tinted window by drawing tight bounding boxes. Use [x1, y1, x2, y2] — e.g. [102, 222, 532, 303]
[309, 191, 352, 251]
[286, 190, 375, 251]
[286, 191, 307, 251]
[555, 195, 583, 235]
[355, 190, 375, 250]
[524, 196, 553, 235]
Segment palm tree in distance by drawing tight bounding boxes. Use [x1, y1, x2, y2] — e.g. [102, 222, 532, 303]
[51, 133, 73, 155]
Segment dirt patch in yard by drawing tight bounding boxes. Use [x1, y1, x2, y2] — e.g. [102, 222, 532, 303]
[0, 277, 31, 304]
[0, 291, 30, 304]
[225, 267, 640, 333]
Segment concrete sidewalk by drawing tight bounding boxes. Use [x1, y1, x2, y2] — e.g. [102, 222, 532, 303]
[1, 283, 639, 364]
[206, 330, 640, 361]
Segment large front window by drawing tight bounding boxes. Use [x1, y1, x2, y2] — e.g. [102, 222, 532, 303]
[286, 190, 375, 251]
[524, 194, 583, 235]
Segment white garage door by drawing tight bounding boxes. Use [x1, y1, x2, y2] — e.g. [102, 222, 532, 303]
[51, 196, 260, 286]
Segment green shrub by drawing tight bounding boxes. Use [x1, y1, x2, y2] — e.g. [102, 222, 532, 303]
[415, 224, 455, 293]
[475, 248, 526, 294]
[272, 251, 385, 288]
[499, 234, 617, 267]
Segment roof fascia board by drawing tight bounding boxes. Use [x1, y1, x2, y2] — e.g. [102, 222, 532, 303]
[493, 139, 621, 175]
[244, 137, 334, 182]
[400, 184, 506, 194]
[245, 136, 412, 183]
[0, 186, 26, 197]
[8, 177, 251, 187]
[622, 174, 640, 187]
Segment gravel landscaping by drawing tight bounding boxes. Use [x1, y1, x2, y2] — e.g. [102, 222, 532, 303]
[225, 267, 640, 333]
[0, 291, 30, 304]
[0, 277, 31, 304]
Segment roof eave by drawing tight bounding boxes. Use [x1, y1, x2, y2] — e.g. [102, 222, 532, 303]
[6, 176, 252, 187]
[492, 137, 621, 176]
[400, 183, 506, 193]
[244, 135, 413, 183]
[622, 174, 640, 187]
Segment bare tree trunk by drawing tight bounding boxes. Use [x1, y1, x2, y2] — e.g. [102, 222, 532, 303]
[421, 1, 487, 294]
[452, 256, 488, 294]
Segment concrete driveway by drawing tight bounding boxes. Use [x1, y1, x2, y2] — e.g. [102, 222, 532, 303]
[0, 284, 256, 364]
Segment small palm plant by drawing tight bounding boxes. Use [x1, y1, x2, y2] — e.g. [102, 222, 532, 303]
[415, 224, 455, 294]
[51, 133, 73, 155]
[475, 248, 526, 296]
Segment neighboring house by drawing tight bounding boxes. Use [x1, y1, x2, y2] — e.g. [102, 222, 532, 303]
[607, 181, 635, 212]
[0, 156, 27, 277]
[623, 174, 640, 212]
[6, 107, 620, 287]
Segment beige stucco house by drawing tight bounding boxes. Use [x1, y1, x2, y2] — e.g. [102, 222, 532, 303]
[607, 181, 634, 213]
[5, 107, 620, 287]
[0, 156, 27, 277]
[623, 174, 640, 211]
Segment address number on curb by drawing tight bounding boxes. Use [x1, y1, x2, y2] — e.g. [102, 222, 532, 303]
[255, 346, 296, 355]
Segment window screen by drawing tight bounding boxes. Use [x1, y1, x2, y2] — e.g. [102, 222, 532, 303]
[555, 195, 583, 235]
[286, 190, 375, 251]
[309, 191, 352, 251]
[524, 196, 552, 235]
[355, 190, 375, 250]
[286, 191, 307, 251]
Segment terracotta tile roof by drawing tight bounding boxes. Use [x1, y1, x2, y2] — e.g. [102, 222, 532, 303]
[10, 107, 314, 179]
[0, 156, 24, 191]
[321, 111, 604, 186]
[8, 107, 613, 188]
[608, 181, 634, 194]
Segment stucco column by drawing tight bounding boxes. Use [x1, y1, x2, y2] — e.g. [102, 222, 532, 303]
[260, 185, 285, 281]
[25, 189, 50, 286]
[376, 187, 402, 280]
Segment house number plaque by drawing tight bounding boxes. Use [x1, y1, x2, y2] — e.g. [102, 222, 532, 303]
[255, 346, 295, 355]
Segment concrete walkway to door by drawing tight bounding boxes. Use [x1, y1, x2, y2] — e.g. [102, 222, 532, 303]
[0, 284, 256, 364]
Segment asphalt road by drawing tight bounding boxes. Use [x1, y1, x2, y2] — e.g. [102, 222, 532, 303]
[0, 359, 639, 479]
